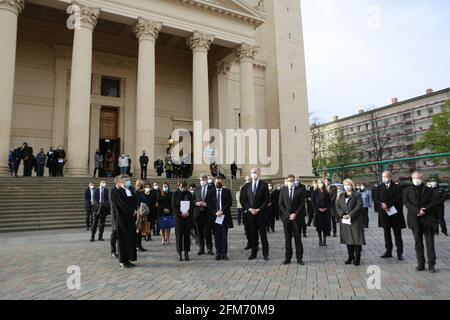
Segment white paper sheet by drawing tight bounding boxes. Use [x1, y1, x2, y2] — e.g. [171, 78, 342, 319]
[180, 201, 190, 213]
[342, 217, 352, 225]
[387, 206, 397, 216]
[215, 215, 224, 225]
[125, 189, 132, 197]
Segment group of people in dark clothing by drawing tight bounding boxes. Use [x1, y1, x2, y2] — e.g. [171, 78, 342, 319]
[8, 143, 66, 177]
[83, 168, 446, 272]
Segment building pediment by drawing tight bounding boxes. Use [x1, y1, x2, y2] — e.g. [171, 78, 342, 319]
[167, 0, 266, 27]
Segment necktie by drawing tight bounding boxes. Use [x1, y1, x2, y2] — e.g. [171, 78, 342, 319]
[252, 182, 257, 194]
[202, 186, 207, 201]
[217, 190, 221, 211]
[100, 188, 103, 203]
[91, 190, 94, 204]
[290, 188, 294, 202]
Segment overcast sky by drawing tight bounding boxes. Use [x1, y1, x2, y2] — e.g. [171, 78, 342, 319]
[300, 0, 450, 124]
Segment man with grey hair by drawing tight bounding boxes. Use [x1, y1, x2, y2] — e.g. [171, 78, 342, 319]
[373, 171, 406, 260]
[193, 173, 215, 255]
[404, 171, 438, 273]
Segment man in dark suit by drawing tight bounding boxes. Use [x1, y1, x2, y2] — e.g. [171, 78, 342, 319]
[21, 142, 33, 177]
[212, 177, 233, 261]
[91, 181, 110, 242]
[373, 171, 406, 260]
[279, 174, 306, 265]
[430, 180, 448, 236]
[295, 177, 308, 238]
[84, 183, 95, 230]
[109, 176, 120, 258]
[240, 175, 255, 250]
[193, 173, 215, 256]
[139, 151, 149, 180]
[404, 171, 438, 273]
[324, 178, 338, 237]
[266, 182, 278, 233]
[240, 168, 270, 261]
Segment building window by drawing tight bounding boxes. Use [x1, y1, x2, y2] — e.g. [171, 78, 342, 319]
[403, 113, 411, 120]
[428, 108, 434, 116]
[357, 125, 361, 132]
[101, 77, 120, 97]
[417, 110, 422, 117]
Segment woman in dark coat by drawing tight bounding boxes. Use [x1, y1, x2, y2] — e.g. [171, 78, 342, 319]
[159, 182, 173, 245]
[172, 180, 194, 261]
[336, 179, 365, 266]
[136, 183, 157, 250]
[111, 175, 137, 268]
[312, 180, 332, 246]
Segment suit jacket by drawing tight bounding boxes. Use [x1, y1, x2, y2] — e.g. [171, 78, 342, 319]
[84, 188, 95, 211]
[240, 180, 270, 217]
[212, 188, 234, 228]
[93, 187, 110, 215]
[172, 189, 194, 220]
[193, 185, 215, 218]
[403, 184, 438, 230]
[328, 185, 338, 217]
[278, 186, 306, 226]
[373, 182, 406, 229]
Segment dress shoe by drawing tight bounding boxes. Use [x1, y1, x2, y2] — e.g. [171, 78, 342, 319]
[98, 238, 104, 241]
[90, 237, 95, 242]
[222, 256, 229, 261]
[303, 233, 307, 238]
[397, 254, 404, 261]
[380, 252, 392, 258]
[283, 259, 291, 265]
[443, 232, 449, 237]
[429, 266, 437, 273]
[354, 257, 361, 266]
[263, 256, 269, 261]
[119, 263, 128, 268]
[137, 247, 147, 252]
[184, 253, 190, 261]
[297, 259, 305, 265]
[178, 254, 183, 262]
[111, 253, 119, 259]
[416, 266, 425, 272]
[197, 250, 205, 256]
[244, 245, 251, 250]
[345, 257, 354, 265]
[248, 254, 257, 260]
[215, 255, 221, 261]
[207, 250, 214, 256]
[127, 262, 136, 268]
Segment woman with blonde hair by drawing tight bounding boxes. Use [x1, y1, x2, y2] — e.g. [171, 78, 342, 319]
[336, 179, 365, 266]
[134, 179, 144, 192]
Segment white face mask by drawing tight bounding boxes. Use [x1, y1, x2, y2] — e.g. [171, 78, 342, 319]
[207, 179, 213, 184]
[251, 173, 258, 180]
[344, 185, 353, 192]
[144, 188, 151, 193]
[295, 181, 300, 186]
[200, 180, 207, 187]
[431, 182, 438, 188]
[287, 181, 294, 188]
[318, 183, 324, 189]
[100, 183, 106, 188]
[89, 186, 94, 189]
[413, 179, 423, 187]
[268, 185, 273, 191]
[153, 186, 159, 190]
[360, 186, 365, 191]
[382, 177, 390, 184]
[163, 187, 169, 192]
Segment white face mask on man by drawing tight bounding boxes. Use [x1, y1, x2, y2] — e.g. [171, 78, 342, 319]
[382, 177, 390, 184]
[344, 185, 353, 192]
[144, 188, 151, 193]
[251, 173, 258, 181]
[412, 179, 423, 187]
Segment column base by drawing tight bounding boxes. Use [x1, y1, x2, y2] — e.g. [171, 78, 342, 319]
[64, 167, 90, 177]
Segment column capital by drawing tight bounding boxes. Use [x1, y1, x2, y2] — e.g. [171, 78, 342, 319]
[186, 31, 215, 52]
[134, 18, 163, 41]
[0, 0, 25, 15]
[235, 43, 259, 62]
[67, 2, 100, 31]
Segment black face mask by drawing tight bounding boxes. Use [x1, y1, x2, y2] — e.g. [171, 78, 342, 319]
[215, 183, 223, 189]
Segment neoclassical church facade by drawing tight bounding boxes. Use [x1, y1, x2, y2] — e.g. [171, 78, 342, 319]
[0, 0, 312, 178]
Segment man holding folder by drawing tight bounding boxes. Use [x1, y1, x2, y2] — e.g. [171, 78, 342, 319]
[213, 177, 233, 261]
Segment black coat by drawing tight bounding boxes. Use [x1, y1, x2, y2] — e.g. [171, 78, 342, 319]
[239, 180, 270, 217]
[278, 186, 306, 228]
[193, 185, 215, 219]
[136, 191, 158, 221]
[172, 189, 194, 220]
[373, 183, 406, 229]
[403, 184, 438, 230]
[336, 192, 366, 245]
[109, 187, 118, 231]
[111, 187, 137, 263]
[139, 155, 149, 167]
[158, 191, 172, 217]
[268, 189, 280, 218]
[328, 185, 338, 217]
[93, 187, 110, 216]
[211, 188, 234, 228]
[84, 188, 95, 211]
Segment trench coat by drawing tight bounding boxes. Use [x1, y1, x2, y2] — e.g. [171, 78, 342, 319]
[336, 191, 366, 246]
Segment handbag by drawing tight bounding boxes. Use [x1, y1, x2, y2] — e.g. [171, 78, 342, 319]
[159, 215, 175, 229]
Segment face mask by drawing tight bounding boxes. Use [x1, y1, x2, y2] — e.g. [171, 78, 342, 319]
[412, 179, 423, 187]
[382, 177, 390, 184]
[200, 180, 207, 187]
[431, 182, 438, 188]
[287, 182, 294, 188]
[153, 186, 159, 190]
[268, 186, 273, 191]
[207, 179, 213, 184]
[215, 182, 223, 189]
[89, 186, 94, 189]
[251, 173, 258, 180]
[295, 181, 300, 186]
[344, 185, 352, 192]
[180, 188, 186, 192]
[125, 180, 131, 189]
[144, 188, 151, 193]
[360, 186, 365, 191]
[100, 183, 106, 188]
[163, 187, 169, 192]
[318, 183, 324, 189]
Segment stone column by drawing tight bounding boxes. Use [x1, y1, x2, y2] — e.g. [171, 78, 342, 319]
[0, 0, 24, 175]
[134, 18, 162, 172]
[65, 4, 100, 176]
[89, 104, 101, 175]
[235, 43, 259, 172]
[186, 31, 214, 173]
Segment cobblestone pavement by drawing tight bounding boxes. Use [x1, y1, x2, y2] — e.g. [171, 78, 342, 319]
[1, 205, 450, 300]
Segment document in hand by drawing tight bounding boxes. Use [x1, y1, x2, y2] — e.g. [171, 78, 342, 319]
[342, 217, 352, 225]
[215, 215, 224, 225]
[180, 201, 190, 213]
[387, 206, 398, 216]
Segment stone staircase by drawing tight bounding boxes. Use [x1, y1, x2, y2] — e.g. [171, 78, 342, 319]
[0, 176, 245, 233]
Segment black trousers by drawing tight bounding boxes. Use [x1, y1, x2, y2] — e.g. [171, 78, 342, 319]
[57, 163, 64, 177]
[175, 218, 192, 253]
[306, 201, 314, 226]
[383, 227, 403, 255]
[23, 159, 32, 176]
[137, 233, 143, 249]
[436, 208, 447, 233]
[248, 214, 269, 257]
[110, 230, 118, 254]
[347, 244, 362, 258]
[412, 221, 436, 267]
[141, 166, 147, 180]
[85, 206, 93, 228]
[283, 220, 303, 260]
[214, 224, 228, 257]
[362, 208, 369, 228]
[194, 213, 213, 251]
[91, 213, 107, 239]
[267, 209, 275, 232]
[331, 216, 337, 235]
